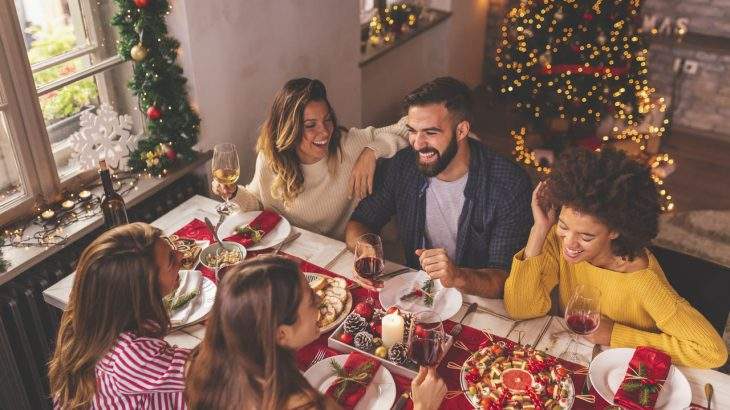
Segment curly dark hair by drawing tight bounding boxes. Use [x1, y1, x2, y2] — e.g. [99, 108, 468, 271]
[541, 148, 661, 260]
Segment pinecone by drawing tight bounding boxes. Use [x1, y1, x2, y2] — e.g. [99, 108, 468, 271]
[371, 308, 386, 323]
[354, 331, 374, 351]
[344, 313, 368, 335]
[388, 343, 409, 365]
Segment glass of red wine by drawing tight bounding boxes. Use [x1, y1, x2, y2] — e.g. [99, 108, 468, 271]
[563, 284, 601, 362]
[354, 233, 384, 303]
[407, 310, 445, 367]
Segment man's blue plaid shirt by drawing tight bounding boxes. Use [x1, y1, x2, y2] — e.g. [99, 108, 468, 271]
[351, 138, 533, 271]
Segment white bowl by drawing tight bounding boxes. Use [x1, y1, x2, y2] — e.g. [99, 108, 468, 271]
[198, 241, 247, 271]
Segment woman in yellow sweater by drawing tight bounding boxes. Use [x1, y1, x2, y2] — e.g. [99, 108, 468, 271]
[504, 148, 727, 368]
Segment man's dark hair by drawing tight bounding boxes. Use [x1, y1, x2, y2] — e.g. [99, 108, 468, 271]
[541, 147, 661, 260]
[403, 77, 474, 124]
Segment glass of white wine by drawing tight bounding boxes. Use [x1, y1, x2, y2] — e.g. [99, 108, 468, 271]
[212, 143, 240, 214]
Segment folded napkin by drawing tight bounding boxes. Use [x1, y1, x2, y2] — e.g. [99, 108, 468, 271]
[165, 270, 203, 326]
[325, 352, 380, 409]
[614, 346, 671, 410]
[225, 210, 281, 247]
[174, 219, 214, 242]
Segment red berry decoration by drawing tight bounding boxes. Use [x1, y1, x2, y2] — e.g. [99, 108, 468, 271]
[339, 333, 353, 345]
[146, 105, 161, 120]
[353, 302, 374, 321]
[165, 149, 177, 161]
[133, 0, 150, 8]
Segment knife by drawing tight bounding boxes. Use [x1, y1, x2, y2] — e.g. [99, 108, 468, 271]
[582, 344, 602, 394]
[390, 391, 410, 410]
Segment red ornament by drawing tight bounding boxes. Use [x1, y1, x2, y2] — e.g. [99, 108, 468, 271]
[339, 333, 354, 344]
[133, 0, 150, 8]
[369, 321, 382, 336]
[146, 106, 161, 120]
[353, 302, 374, 320]
[582, 12, 594, 21]
[165, 149, 177, 161]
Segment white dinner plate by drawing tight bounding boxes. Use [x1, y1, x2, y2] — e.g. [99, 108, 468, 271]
[378, 270, 462, 322]
[169, 270, 216, 329]
[305, 272, 353, 333]
[303, 354, 396, 410]
[217, 210, 292, 251]
[589, 348, 691, 408]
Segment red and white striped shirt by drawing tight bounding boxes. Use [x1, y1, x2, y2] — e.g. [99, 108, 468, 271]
[56, 332, 190, 410]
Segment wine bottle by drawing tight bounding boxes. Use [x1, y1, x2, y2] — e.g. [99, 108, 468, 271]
[99, 160, 129, 229]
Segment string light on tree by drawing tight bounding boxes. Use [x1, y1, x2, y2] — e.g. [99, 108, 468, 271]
[497, 0, 676, 211]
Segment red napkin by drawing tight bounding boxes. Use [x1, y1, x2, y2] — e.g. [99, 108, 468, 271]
[174, 218, 214, 242]
[325, 352, 380, 409]
[614, 347, 671, 410]
[224, 210, 282, 247]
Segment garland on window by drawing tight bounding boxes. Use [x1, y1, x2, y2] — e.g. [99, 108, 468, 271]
[0, 234, 8, 273]
[111, 0, 200, 174]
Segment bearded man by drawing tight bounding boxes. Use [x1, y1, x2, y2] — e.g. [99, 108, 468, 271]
[345, 77, 533, 298]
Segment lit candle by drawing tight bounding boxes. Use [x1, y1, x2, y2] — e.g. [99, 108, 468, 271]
[61, 200, 75, 210]
[78, 190, 91, 200]
[381, 312, 405, 348]
[41, 209, 55, 220]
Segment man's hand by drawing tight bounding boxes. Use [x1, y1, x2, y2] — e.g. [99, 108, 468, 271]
[583, 316, 614, 346]
[415, 248, 464, 288]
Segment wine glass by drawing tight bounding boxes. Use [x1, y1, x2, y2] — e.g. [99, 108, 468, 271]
[353, 233, 384, 304]
[212, 143, 240, 214]
[407, 310, 445, 367]
[563, 284, 601, 362]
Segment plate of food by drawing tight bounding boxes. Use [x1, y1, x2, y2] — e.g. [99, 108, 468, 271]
[378, 270, 462, 322]
[164, 270, 216, 329]
[460, 340, 575, 409]
[167, 235, 208, 270]
[303, 354, 396, 410]
[217, 210, 291, 251]
[589, 348, 691, 409]
[306, 273, 352, 333]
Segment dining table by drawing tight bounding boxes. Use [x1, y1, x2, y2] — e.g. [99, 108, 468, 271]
[43, 194, 729, 409]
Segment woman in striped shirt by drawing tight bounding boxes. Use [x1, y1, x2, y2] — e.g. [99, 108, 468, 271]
[49, 222, 189, 410]
[185, 256, 446, 410]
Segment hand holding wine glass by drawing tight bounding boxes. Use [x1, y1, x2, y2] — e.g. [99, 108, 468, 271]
[564, 284, 601, 335]
[212, 143, 240, 214]
[354, 233, 384, 302]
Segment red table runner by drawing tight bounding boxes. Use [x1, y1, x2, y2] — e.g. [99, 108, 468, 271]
[174, 219, 702, 410]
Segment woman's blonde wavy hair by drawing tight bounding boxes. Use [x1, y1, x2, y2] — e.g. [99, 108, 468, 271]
[256, 78, 343, 205]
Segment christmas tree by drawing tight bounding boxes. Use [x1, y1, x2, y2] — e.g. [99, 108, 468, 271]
[111, 0, 200, 174]
[496, 0, 673, 210]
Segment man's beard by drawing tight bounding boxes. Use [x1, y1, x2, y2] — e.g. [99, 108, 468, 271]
[416, 133, 459, 177]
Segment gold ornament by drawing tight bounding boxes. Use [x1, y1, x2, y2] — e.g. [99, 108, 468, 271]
[131, 43, 148, 62]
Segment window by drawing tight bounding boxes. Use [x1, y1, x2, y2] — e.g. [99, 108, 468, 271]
[0, 0, 139, 224]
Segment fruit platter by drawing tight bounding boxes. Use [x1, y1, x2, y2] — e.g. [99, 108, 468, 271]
[460, 339, 575, 409]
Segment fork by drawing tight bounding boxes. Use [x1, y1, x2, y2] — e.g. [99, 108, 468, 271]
[308, 348, 327, 368]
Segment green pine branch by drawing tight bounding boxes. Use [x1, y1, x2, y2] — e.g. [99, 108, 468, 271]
[112, 0, 200, 174]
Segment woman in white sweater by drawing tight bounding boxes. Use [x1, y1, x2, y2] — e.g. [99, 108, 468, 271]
[212, 78, 408, 240]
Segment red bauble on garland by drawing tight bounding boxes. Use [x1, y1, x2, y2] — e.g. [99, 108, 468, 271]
[165, 148, 177, 161]
[133, 0, 150, 8]
[146, 105, 161, 120]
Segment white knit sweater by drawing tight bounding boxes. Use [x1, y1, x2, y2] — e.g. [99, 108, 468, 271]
[231, 119, 409, 240]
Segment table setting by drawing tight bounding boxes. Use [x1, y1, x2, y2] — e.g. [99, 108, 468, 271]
[42, 195, 728, 409]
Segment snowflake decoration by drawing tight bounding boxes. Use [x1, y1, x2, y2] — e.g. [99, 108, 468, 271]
[69, 104, 141, 171]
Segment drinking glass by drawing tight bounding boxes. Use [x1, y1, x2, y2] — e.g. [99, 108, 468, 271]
[563, 284, 601, 362]
[353, 233, 384, 303]
[407, 310, 445, 367]
[212, 143, 240, 214]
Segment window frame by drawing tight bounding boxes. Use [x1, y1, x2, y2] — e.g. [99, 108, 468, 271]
[0, 0, 132, 225]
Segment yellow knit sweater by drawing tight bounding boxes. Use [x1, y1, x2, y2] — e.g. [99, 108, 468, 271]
[504, 228, 728, 368]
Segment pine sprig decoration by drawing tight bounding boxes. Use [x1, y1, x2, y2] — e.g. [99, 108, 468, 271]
[112, 0, 200, 174]
[328, 359, 375, 402]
